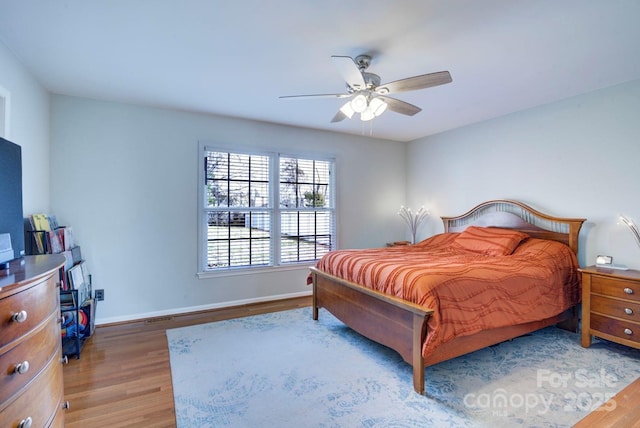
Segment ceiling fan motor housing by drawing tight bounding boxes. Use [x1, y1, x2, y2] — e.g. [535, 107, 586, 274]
[354, 54, 372, 70]
[363, 72, 381, 89]
[353, 56, 381, 90]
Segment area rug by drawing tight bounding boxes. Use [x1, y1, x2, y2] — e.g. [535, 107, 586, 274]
[167, 308, 639, 427]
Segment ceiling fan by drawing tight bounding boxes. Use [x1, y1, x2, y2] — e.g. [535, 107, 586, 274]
[279, 55, 452, 122]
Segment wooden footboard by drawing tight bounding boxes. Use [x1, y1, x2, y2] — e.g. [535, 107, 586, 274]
[311, 267, 432, 394]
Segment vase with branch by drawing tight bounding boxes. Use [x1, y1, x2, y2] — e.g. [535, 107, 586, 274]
[398, 206, 429, 244]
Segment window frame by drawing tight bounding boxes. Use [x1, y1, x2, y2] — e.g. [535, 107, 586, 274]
[197, 142, 336, 277]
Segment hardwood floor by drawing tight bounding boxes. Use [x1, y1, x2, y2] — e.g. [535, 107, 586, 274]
[63, 295, 638, 427]
[62, 296, 312, 427]
[574, 376, 640, 428]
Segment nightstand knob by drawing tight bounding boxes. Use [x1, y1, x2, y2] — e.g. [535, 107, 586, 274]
[624, 328, 633, 335]
[624, 287, 634, 295]
[625, 308, 634, 315]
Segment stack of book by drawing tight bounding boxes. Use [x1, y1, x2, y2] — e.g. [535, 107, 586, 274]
[25, 213, 79, 268]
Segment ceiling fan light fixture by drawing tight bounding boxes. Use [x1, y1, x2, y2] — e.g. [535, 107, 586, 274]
[360, 107, 375, 121]
[369, 97, 388, 116]
[339, 101, 355, 119]
[350, 94, 368, 113]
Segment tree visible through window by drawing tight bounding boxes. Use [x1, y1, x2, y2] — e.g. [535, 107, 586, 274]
[200, 148, 335, 271]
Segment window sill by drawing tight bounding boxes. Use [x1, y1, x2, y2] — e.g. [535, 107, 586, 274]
[196, 263, 314, 279]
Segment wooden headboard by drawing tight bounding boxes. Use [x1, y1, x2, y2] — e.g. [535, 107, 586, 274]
[441, 200, 585, 255]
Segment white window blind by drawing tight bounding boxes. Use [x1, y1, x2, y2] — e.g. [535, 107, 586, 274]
[199, 147, 335, 272]
[279, 157, 333, 263]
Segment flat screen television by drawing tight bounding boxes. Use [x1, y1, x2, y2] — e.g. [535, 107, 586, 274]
[0, 136, 25, 262]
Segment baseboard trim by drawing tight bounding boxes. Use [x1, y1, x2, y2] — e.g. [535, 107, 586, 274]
[95, 290, 312, 326]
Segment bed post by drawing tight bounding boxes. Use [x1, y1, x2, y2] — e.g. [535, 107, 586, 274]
[556, 306, 579, 333]
[312, 271, 319, 320]
[413, 313, 429, 395]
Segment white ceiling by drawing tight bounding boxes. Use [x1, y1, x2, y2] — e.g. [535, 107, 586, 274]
[1, 0, 639, 142]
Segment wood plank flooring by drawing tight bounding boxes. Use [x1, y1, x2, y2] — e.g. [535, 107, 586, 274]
[571, 372, 640, 427]
[63, 295, 638, 427]
[62, 296, 312, 427]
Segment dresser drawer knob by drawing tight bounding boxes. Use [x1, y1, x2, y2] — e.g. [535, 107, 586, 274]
[14, 360, 30, 375]
[624, 328, 633, 335]
[11, 310, 28, 323]
[625, 308, 634, 315]
[63, 400, 71, 410]
[17, 417, 32, 428]
[624, 287, 634, 295]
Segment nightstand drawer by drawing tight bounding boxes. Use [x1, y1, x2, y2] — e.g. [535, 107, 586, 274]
[591, 276, 640, 302]
[591, 295, 640, 322]
[590, 313, 640, 342]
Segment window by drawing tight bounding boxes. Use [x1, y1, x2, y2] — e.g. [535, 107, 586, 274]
[198, 145, 335, 273]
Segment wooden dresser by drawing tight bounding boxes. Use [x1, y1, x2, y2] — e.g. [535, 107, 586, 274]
[0, 255, 67, 428]
[580, 266, 640, 349]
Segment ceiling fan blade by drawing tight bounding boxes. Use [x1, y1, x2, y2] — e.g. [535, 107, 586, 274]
[331, 110, 347, 123]
[377, 96, 422, 116]
[376, 71, 452, 94]
[279, 93, 352, 100]
[331, 56, 366, 90]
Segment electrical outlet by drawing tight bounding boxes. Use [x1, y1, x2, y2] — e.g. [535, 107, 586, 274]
[94, 289, 104, 301]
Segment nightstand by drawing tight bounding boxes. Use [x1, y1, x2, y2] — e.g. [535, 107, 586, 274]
[579, 266, 640, 349]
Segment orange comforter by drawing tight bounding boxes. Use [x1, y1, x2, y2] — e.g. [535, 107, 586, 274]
[314, 233, 581, 357]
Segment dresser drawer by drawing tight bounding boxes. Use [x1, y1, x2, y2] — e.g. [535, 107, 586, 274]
[0, 312, 61, 404]
[591, 275, 640, 302]
[0, 274, 59, 348]
[591, 294, 640, 322]
[590, 313, 640, 343]
[48, 403, 66, 428]
[0, 348, 64, 428]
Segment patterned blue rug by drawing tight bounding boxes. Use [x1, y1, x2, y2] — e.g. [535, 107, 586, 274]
[166, 308, 639, 427]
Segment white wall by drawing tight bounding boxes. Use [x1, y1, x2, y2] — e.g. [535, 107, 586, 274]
[10, 28, 638, 323]
[50, 95, 407, 323]
[0, 41, 51, 214]
[407, 79, 640, 269]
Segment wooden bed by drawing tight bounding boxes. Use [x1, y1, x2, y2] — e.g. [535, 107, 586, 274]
[310, 199, 585, 394]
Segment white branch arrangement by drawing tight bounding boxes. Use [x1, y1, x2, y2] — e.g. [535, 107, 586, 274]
[620, 215, 640, 249]
[398, 206, 429, 244]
